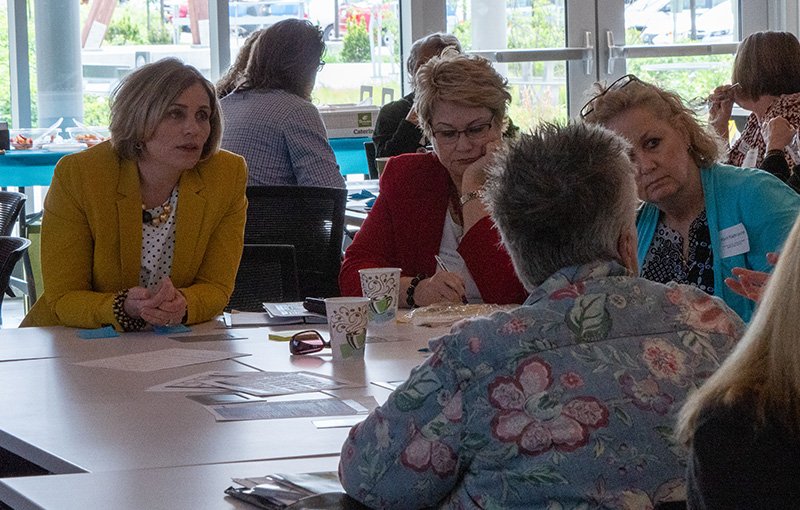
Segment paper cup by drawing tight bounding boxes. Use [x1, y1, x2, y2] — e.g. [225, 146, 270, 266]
[324, 297, 370, 360]
[358, 268, 401, 326]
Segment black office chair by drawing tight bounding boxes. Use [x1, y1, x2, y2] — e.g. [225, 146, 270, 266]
[0, 236, 31, 326]
[228, 244, 300, 312]
[0, 191, 26, 236]
[363, 141, 379, 180]
[244, 186, 347, 299]
[0, 191, 36, 304]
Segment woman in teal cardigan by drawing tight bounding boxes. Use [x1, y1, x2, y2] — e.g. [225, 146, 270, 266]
[582, 75, 800, 322]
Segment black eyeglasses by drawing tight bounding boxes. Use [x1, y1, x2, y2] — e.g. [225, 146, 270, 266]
[580, 74, 640, 119]
[289, 330, 330, 355]
[318, 61, 326, 71]
[432, 116, 495, 145]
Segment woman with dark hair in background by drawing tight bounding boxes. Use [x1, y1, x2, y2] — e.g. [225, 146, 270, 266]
[220, 19, 345, 188]
[215, 28, 265, 99]
[709, 31, 800, 170]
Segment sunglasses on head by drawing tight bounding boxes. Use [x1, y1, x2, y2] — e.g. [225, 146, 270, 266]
[289, 330, 330, 355]
[580, 74, 641, 119]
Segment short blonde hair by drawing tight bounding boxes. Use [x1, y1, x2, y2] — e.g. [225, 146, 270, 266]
[414, 49, 511, 140]
[110, 58, 222, 162]
[733, 31, 800, 101]
[582, 76, 721, 168]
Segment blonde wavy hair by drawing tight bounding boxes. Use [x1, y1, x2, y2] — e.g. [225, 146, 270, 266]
[677, 214, 800, 445]
[414, 49, 511, 140]
[582, 76, 722, 168]
[110, 58, 222, 162]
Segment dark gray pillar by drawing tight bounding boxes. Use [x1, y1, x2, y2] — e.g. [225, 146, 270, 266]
[34, 0, 83, 127]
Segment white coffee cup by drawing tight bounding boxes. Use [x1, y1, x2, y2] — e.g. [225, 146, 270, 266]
[358, 267, 401, 326]
[324, 297, 370, 360]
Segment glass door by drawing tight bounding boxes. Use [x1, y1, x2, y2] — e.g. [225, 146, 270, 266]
[444, 0, 762, 128]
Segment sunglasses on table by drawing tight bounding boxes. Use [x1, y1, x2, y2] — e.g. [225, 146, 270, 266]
[579, 74, 640, 119]
[289, 330, 330, 355]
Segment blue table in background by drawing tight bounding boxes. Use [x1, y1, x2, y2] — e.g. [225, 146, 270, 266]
[329, 137, 370, 176]
[0, 150, 64, 187]
[0, 137, 371, 187]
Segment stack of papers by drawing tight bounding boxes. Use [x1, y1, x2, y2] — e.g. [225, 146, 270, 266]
[225, 302, 326, 327]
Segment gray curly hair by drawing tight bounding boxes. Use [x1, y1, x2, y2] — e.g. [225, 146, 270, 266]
[484, 121, 637, 289]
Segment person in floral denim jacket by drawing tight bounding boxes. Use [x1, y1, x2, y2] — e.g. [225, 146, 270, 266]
[339, 122, 744, 509]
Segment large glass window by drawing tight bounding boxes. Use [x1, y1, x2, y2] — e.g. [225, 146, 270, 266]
[623, 0, 738, 105]
[75, 0, 402, 125]
[440, 0, 746, 129]
[447, 0, 569, 129]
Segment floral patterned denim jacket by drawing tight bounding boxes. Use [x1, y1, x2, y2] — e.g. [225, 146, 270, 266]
[339, 260, 744, 509]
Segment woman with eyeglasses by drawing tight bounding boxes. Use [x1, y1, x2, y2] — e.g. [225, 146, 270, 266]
[583, 75, 800, 322]
[339, 50, 526, 307]
[219, 19, 345, 188]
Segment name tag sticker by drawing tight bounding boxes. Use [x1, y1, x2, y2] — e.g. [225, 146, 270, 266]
[719, 223, 750, 258]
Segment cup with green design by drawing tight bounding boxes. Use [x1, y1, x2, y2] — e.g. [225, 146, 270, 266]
[358, 267, 401, 326]
[324, 297, 370, 360]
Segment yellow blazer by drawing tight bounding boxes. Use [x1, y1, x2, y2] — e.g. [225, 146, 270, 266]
[22, 141, 248, 328]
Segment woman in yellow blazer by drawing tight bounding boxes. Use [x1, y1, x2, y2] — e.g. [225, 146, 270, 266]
[22, 59, 247, 330]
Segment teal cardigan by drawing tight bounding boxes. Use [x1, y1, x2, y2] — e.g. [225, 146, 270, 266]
[637, 163, 800, 322]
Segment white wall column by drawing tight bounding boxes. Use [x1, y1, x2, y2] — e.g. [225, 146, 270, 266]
[7, 0, 31, 127]
[399, 0, 446, 94]
[33, 0, 83, 127]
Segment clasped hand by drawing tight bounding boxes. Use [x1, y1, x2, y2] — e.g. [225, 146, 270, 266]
[123, 277, 187, 327]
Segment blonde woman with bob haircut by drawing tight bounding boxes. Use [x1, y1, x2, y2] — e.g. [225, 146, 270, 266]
[340, 50, 526, 307]
[22, 58, 248, 330]
[677, 214, 800, 508]
[583, 74, 800, 323]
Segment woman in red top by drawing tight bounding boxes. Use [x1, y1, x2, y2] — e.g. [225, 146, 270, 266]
[339, 50, 526, 307]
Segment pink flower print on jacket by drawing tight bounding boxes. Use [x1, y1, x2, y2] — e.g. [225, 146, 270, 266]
[666, 286, 739, 337]
[641, 338, 688, 385]
[550, 281, 586, 300]
[619, 373, 674, 415]
[400, 429, 458, 477]
[488, 357, 609, 456]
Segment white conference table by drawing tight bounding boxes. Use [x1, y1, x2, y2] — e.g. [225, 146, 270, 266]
[0, 319, 449, 507]
[0, 455, 341, 510]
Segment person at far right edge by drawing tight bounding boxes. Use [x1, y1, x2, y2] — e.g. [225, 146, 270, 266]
[339, 122, 743, 510]
[678, 212, 800, 509]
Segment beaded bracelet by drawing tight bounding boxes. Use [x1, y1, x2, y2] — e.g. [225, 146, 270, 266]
[113, 289, 147, 332]
[406, 273, 427, 308]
